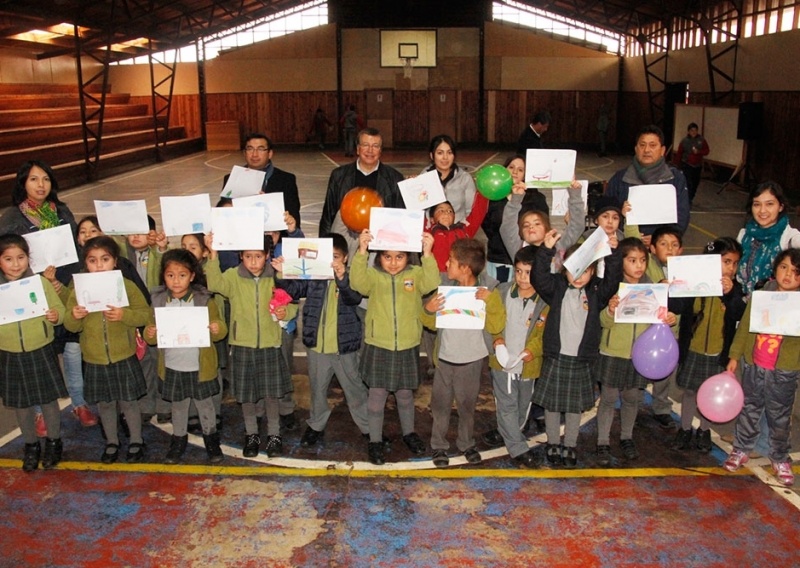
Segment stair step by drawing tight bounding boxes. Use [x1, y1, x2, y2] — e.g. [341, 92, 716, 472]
[0, 93, 130, 110]
[0, 104, 149, 128]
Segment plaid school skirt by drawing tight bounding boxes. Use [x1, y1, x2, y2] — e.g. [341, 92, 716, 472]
[0, 343, 67, 408]
[677, 351, 724, 392]
[531, 354, 596, 414]
[360, 344, 420, 391]
[229, 345, 292, 402]
[595, 354, 648, 390]
[162, 368, 220, 403]
[84, 355, 147, 403]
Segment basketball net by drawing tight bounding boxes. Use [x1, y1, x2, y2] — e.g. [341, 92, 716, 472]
[402, 57, 416, 79]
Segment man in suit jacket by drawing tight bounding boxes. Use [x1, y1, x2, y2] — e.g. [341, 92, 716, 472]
[222, 133, 302, 225]
[319, 127, 405, 235]
[516, 110, 551, 156]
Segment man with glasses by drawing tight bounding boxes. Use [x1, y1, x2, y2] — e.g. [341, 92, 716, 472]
[319, 127, 405, 235]
[223, 133, 301, 225]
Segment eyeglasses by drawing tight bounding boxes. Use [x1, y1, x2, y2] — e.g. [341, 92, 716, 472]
[245, 146, 269, 154]
[358, 143, 382, 151]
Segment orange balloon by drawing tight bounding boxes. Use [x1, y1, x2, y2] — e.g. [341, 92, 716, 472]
[340, 187, 383, 232]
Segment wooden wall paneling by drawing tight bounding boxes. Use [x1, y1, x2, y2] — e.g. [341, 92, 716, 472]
[493, 90, 524, 144]
[428, 89, 457, 141]
[393, 90, 428, 145]
[756, 91, 800, 198]
[459, 90, 479, 143]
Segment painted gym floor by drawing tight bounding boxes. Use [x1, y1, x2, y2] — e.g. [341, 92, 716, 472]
[1, 148, 799, 566]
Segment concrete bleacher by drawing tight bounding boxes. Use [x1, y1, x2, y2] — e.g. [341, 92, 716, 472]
[0, 83, 202, 203]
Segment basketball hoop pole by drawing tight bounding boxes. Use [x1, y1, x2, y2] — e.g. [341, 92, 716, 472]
[402, 57, 415, 79]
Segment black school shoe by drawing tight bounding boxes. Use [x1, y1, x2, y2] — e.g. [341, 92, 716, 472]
[41, 438, 63, 470]
[481, 428, 505, 448]
[402, 432, 426, 455]
[561, 446, 578, 468]
[363, 433, 392, 451]
[368, 442, 386, 465]
[671, 429, 693, 451]
[513, 449, 542, 469]
[595, 445, 612, 467]
[279, 412, 298, 431]
[126, 442, 146, 463]
[463, 447, 482, 465]
[620, 438, 639, 460]
[265, 435, 283, 457]
[243, 434, 261, 457]
[300, 427, 324, 448]
[101, 443, 120, 464]
[22, 442, 41, 472]
[432, 449, 449, 467]
[545, 443, 563, 466]
[695, 429, 713, 453]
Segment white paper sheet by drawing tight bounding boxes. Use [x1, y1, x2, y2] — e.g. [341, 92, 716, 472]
[155, 306, 211, 348]
[22, 225, 78, 273]
[73, 270, 129, 313]
[280, 237, 334, 280]
[0, 276, 49, 324]
[398, 169, 447, 210]
[667, 255, 723, 297]
[435, 286, 486, 330]
[562, 227, 611, 278]
[233, 193, 287, 231]
[550, 180, 588, 217]
[368, 208, 425, 253]
[614, 283, 670, 324]
[94, 200, 150, 235]
[160, 194, 212, 237]
[525, 149, 577, 189]
[749, 291, 800, 336]
[625, 184, 678, 226]
[220, 165, 266, 198]
[210, 207, 265, 251]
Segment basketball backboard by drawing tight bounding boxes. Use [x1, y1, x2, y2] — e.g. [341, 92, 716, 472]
[380, 29, 437, 68]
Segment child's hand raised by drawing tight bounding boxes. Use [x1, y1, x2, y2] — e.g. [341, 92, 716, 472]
[607, 234, 619, 249]
[144, 325, 157, 339]
[357, 229, 372, 254]
[475, 287, 490, 301]
[154, 231, 168, 252]
[606, 294, 620, 316]
[621, 201, 632, 218]
[284, 212, 297, 233]
[421, 232, 434, 256]
[721, 275, 734, 295]
[203, 233, 218, 259]
[271, 256, 284, 273]
[424, 292, 445, 314]
[511, 180, 526, 195]
[543, 229, 561, 249]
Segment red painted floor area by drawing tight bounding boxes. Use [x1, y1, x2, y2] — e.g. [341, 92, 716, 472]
[1, 467, 799, 567]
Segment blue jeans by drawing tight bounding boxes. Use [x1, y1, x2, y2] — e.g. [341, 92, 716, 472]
[63, 341, 86, 408]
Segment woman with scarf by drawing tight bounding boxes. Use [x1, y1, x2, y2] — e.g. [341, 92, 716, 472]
[604, 125, 690, 247]
[736, 181, 800, 297]
[0, 160, 85, 433]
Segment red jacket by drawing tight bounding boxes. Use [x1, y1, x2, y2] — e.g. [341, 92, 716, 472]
[428, 193, 489, 271]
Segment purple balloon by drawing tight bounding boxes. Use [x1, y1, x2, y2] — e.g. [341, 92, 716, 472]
[631, 323, 679, 380]
[697, 372, 744, 423]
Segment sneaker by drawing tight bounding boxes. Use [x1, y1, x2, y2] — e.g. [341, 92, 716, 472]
[695, 429, 712, 453]
[243, 434, 261, 458]
[432, 449, 449, 468]
[620, 439, 639, 460]
[41, 438, 63, 470]
[653, 414, 674, 428]
[265, 435, 283, 457]
[513, 449, 542, 469]
[402, 432, 426, 455]
[481, 428, 505, 449]
[545, 443, 563, 466]
[35, 413, 47, 438]
[562, 446, 577, 468]
[771, 461, 795, 486]
[73, 405, 98, 427]
[595, 445, 612, 467]
[723, 449, 749, 472]
[671, 429, 693, 451]
[279, 412, 298, 432]
[463, 447, 482, 465]
[368, 442, 385, 465]
[300, 427, 324, 448]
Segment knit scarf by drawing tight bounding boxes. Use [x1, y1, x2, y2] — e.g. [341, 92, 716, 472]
[19, 199, 60, 229]
[630, 157, 674, 185]
[738, 215, 788, 296]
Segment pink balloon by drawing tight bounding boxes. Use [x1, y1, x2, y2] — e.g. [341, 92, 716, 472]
[697, 371, 744, 423]
[631, 324, 679, 380]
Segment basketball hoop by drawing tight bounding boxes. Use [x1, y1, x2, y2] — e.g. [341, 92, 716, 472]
[402, 57, 416, 79]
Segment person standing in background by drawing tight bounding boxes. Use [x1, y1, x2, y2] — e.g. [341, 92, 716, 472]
[673, 122, 710, 205]
[340, 105, 364, 157]
[516, 110, 551, 156]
